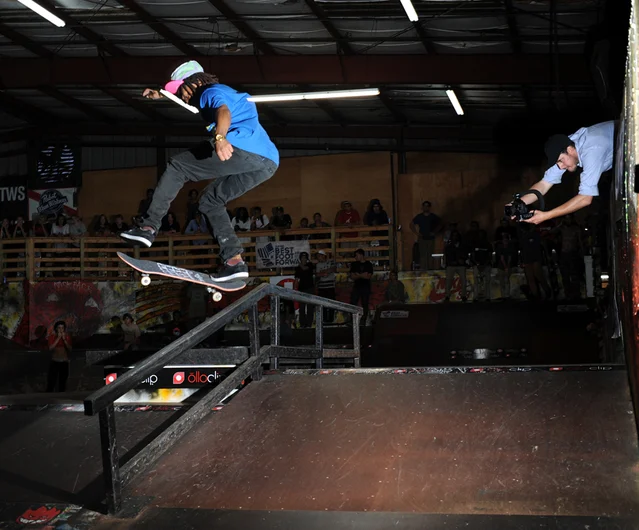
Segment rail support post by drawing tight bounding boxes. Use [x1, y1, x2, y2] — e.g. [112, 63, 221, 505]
[248, 304, 262, 381]
[270, 294, 280, 370]
[315, 304, 324, 369]
[99, 404, 122, 514]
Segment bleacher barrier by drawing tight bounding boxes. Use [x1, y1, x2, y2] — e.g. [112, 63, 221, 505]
[0, 225, 397, 281]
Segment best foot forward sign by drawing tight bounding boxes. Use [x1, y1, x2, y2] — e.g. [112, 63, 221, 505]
[256, 240, 310, 269]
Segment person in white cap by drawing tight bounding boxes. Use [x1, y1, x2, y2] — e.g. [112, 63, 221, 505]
[120, 61, 279, 281]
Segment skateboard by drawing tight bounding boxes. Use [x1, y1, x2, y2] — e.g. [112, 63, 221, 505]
[117, 252, 246, 302]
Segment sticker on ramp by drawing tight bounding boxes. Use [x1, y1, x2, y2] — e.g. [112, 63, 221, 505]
[380, 310, 409, 319]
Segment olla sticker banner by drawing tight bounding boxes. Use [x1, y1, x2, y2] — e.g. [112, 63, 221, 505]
[28, 188, 78, 220]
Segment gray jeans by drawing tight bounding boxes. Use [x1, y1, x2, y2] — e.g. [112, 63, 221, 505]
[145, 141, 278, 261]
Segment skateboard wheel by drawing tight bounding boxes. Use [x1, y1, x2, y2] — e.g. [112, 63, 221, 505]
[141, 275, 151, 286]
[212, 291, 223, 302]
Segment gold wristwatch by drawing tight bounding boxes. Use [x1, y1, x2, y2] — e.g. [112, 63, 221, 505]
[214, 133, 225, 142]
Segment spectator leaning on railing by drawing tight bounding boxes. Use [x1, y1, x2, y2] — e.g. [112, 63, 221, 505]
[231, 207, 252, 245]
[111, 214, 129, 235]
[13, 217, 27, 238]
[0, 218, 10, 239]
[93, 214, 112, 236]
[185, 211, 209, 245]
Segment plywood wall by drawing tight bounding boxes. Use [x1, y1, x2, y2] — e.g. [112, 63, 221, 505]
[78, 166, 157, 230]
[397, 152, 544, 266]
[78, 152, 393, 229]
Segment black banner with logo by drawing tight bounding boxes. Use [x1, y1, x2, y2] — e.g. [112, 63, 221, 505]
[0, 175, 28, 220]
[28, 141, 81, 189]
[104, 366, 235, 389]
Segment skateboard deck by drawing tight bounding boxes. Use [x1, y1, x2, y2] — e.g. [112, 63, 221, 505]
[117, 253, 247, 293]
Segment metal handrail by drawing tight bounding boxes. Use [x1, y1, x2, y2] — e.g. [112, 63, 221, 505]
[83, 283, 362, 416]
[83, 282, 363, 514]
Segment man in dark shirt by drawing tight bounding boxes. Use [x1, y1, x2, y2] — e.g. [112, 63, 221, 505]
[138, 189, 154, 217]
[495, 232, 516, 299]
[494, 219, 517, 246]
[471, 230, 493, 302]
[410, 201, 442, 271]
[444, 231, 468, 302]
[271, 206, 293, 240]
[111, 214, 129, 235]
[294, 252, 315, 328]
[349, 249, 374, 324]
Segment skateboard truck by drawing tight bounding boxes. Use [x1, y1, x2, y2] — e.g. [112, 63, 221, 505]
[207, 288, 223, 302]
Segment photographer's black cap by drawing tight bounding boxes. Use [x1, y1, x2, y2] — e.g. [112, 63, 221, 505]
[544, 134, 572, 170]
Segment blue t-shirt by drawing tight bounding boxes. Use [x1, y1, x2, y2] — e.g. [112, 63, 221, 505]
[198, 84, 279, 165]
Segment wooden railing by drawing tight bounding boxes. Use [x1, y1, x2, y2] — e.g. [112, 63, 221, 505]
[0, 225, 397, 282]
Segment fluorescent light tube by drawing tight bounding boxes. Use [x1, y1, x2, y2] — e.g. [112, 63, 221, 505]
[17, 0, 65, 27]
[400, 0, 419, 22]
[247, 93, 305, 103]
[248, 88, 380, 103]
[160, 89, 200, 114]
[304, 88, 380, 100]
[446, 89, 464, 116]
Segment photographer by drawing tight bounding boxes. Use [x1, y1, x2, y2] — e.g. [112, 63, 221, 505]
[514, 121, 614, 224]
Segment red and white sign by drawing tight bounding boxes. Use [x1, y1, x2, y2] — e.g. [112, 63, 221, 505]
[28, 188, 78, 220]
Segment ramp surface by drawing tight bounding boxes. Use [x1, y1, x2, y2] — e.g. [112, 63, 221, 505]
[0, 409, 179, 509]
[130, 371, 639, 517]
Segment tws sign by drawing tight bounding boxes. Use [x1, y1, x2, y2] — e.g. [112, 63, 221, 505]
[0, 176, 28, 220]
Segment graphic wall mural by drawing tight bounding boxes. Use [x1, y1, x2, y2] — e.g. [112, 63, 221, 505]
[0, 269, 533, 346]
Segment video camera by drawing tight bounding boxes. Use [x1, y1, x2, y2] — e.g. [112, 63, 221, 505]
[504, 189, 545, 222]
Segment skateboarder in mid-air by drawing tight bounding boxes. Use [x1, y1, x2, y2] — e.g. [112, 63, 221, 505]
[120, 60, 279, 281]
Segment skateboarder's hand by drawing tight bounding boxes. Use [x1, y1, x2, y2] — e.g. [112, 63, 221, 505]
[215, 139, 234, 161]
[142, 88, 162, 100]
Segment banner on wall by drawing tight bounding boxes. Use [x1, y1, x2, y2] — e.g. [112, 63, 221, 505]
[28, 188, 78, 220]
[256, 240, 310, 269]
[0, 175, 28, 220]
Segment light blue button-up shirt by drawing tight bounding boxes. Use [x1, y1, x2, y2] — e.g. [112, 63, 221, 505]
[543, 120, 615, 197]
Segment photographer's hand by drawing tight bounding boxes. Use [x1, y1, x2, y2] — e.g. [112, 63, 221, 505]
[521, 210, 549, 225]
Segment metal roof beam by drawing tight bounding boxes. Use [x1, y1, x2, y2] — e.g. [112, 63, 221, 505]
[205, 0, 276, 55]
[0, 91, 58, 123]
[379, 93, 407, 124]
[303, 0, 354, 55]
[504, 0, 522, 54]
[38, 86, 116, 123]
[0, 22, 54, 58]
[413, 22, 437, 54]
[114, 0, 202, 56]
[36, 0, 127, 57]
[0, 55, 592, 87]
[97, 86, 167, 122]
[4, 122, 493, 140]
